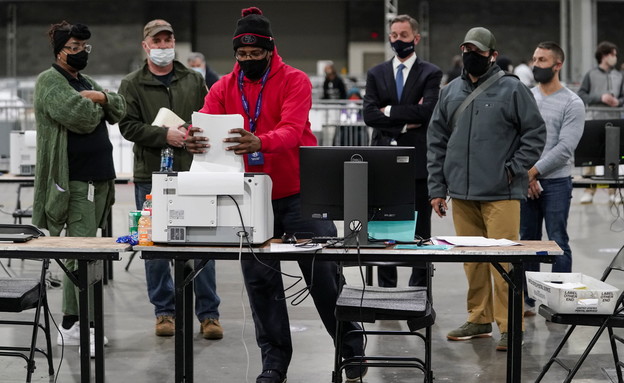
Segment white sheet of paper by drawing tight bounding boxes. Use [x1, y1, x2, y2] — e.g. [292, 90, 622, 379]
[431, 236, 520, 247]
[270, 243, 323, 252]
[190, 113, 245, 173]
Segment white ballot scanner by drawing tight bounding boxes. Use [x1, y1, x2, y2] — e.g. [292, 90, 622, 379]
[10, 130, 36, 175]
[151, 171, 274, 245]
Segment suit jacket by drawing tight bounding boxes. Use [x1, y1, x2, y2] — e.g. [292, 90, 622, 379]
[363, 56, 442, 179]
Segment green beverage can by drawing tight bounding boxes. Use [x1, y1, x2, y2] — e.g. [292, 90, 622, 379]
[128, 210, 142, 235]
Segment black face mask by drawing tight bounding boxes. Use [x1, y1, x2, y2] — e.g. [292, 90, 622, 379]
[66, 50, 89, 71]
[462, 51, 491, 77]
[390, 40, 415, 59]
[238, 57, 270, 81]
[533, 65, 556, 84]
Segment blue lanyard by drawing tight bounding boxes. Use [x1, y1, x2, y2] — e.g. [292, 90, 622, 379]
[238, 68, 270, 133]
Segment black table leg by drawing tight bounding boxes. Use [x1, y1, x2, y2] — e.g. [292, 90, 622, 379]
[184, 261, 194, 382]
[78, 260, 91, 382]
[94, 261, 105, 383]
[492, 262, 522, 383]
[509, 262, 524, 383]
[174, 259, 195, 382]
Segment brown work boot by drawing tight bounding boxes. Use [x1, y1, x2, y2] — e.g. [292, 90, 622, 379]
[200, 318, 223, 340]
[155, 315, 175, 337]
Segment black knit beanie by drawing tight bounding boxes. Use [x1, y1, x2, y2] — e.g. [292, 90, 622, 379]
[232, 7, 274, 52]
[52, 23, 91, 56]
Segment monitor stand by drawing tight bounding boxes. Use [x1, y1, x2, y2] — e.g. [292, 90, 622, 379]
[342, 160, 385, 249]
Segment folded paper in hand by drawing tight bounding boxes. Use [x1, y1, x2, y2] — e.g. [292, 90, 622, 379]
[190, 112, 245, 173]
[152, 107, 185, 128]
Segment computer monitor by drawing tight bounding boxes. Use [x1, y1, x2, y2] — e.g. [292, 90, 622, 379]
[574, 119, 624, 180]
[300, 146, 416, 246]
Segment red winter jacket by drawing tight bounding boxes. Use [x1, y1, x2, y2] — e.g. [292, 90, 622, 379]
[199, 49, 317, 200]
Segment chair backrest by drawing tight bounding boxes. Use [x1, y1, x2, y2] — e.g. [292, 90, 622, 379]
[601, 245, 624, 282]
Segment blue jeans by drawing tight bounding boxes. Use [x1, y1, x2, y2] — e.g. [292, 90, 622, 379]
[242, 194, 363, 374]
[135, 182, 221, 320]
[520, 177, 573, 306]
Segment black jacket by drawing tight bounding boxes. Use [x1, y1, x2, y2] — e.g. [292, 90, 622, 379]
[363, 56, 442, 179]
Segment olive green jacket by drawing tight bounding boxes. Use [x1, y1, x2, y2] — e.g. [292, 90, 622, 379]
[32, 67, 126, 235]
[118, 61, 208, 182]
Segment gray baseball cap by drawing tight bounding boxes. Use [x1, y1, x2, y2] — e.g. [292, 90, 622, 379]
[461, 27, 496, 51]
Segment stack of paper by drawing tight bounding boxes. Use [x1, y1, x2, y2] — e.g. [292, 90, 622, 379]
[189, 112, 245, 173]
[431, 236, 520, 247]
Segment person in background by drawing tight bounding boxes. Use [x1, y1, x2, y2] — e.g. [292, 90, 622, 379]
[347, 87, 363, 100]
[577, 41, 624, 204]
[495, 54, 513, 73]
[363, 14, 442, 288]
[33, 21, 126, 356]
[322, 62, 347, 99]
[520, 41, 585, 316]
[427, 27, 545, 351]
[118, 19, 222, 340]
[188, 51, 220, 89]
[444, 54, 463, 85]
[186, 7, 365, 383]
[514, 58, 535, 87]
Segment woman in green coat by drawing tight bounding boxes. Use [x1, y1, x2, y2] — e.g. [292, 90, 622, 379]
[32, 21, 126, 354]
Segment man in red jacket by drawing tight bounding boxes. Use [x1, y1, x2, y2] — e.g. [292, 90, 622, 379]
[187, 7, 365, 383]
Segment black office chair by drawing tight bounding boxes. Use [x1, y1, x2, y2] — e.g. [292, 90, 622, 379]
[535, 245, 624, 383]
[0, 224, 54, 382]
[333, 262, 435, 383]
[8, 183, 34, 268]
[12, 183, 33, 224]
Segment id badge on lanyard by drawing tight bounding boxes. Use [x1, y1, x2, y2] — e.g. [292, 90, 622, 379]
[239, 69, 270, 166]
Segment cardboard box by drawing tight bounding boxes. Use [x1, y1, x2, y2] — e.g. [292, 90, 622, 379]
[526, 272, 619, 314]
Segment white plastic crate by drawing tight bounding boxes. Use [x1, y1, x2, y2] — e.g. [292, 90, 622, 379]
[526, 272, 620, 314]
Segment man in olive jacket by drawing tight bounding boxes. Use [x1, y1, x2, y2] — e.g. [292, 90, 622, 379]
[427, 27, 546, 351]
[118, 19, 222, 340]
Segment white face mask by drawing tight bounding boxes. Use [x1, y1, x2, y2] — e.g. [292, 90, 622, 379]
[149, 48, 175, 67]
[190, 66, 206, 78]
[606, 54, 617, 68]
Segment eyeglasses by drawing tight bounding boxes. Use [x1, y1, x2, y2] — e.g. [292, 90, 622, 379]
[235, 49, 267, 60]
[63, 44, 92, 54]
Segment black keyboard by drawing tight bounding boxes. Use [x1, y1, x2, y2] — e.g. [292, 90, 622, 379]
[310, 236, 342, 243]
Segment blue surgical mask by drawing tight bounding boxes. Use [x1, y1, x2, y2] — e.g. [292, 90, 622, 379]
[149, 48, 175, 67]
[191, 66, 206, 78]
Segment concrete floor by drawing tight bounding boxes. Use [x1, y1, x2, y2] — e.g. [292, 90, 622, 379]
[0, 181, 623, 382]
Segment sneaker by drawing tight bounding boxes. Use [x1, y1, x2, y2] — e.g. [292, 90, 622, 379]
[610, 194, 623, 204]
[580, 190, 594, 204]
[57, 322, 81, 346]
[256, 369, 287, 383]
[89, 328, 109, 346]
[79, 329, 109, 359]
[496, 332, 524, 351]
[155, 315, 175, 337]
[200, 318, 223, 340]
[345, 364, 368, 382]
[79, 344, 96, 359]
[447, 322, 492, 341]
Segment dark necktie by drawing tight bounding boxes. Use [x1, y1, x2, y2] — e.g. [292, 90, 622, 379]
[396, 63, 405, 100]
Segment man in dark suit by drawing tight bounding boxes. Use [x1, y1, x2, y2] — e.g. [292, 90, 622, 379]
[363, 14, 442, 287]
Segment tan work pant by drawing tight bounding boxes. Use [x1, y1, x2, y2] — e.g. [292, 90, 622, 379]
[451, 198, 522, 333]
